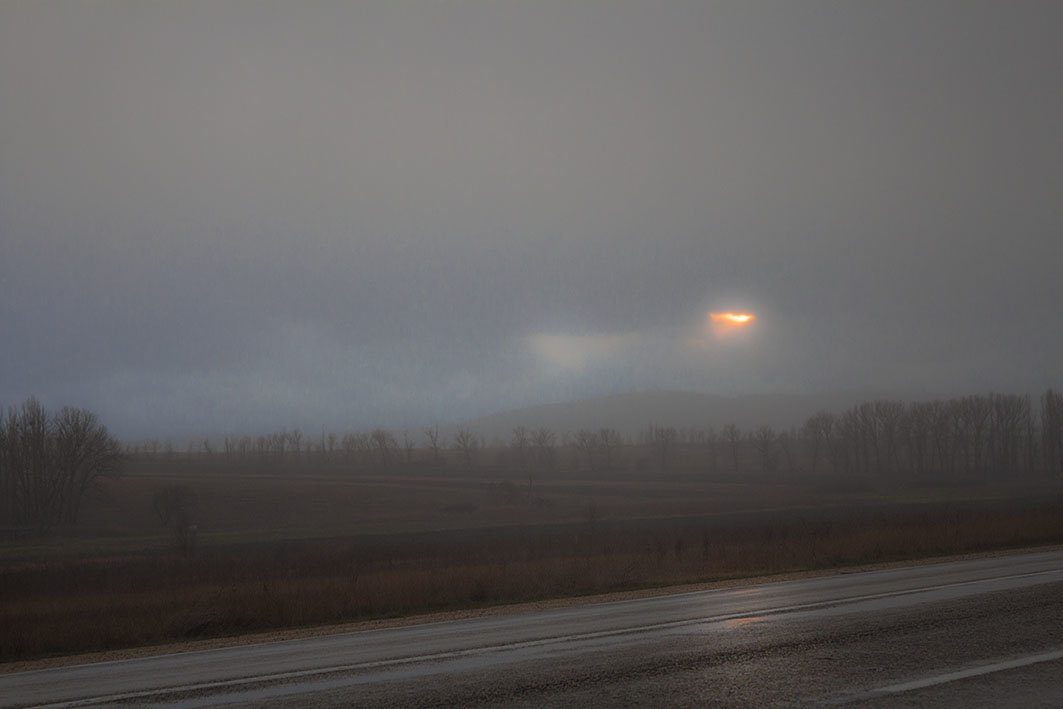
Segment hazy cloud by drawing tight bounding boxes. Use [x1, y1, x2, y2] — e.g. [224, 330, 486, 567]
[2, 1, 1061, 438]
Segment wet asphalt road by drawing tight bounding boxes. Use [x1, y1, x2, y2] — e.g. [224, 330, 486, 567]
[4, 550, 1063, 707]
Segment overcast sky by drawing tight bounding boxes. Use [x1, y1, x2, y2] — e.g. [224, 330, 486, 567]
[2, 1, 1061, 439]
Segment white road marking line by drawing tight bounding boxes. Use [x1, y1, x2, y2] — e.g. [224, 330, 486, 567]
[825, 648, 1063, 705]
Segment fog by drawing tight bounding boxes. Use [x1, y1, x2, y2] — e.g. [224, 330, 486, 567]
[2, 1, 1061, 439]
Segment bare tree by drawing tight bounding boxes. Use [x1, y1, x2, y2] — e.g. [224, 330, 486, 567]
[532, 427, 556, 468]
[1043, 389, 1063, 477]
[370, 428, 398, 467]
[288, 429, 303, 460]
[354, 432, 372, 466]
[777, 428, 797, 473]
[0, 398, 122, 531]
[989, 394, 1029, 476]
[424, 425, 445, 466]
[509, 426, 538, 491]
[401, 430, 416, 464]
[341, 432, 358, 461]
[801, 411, 834, 473]
[871, 400, 905, 475]
[573, 428, 599, 470]
[703, 427, 720, 472]
[649, 425, 677, 471]
[453, 427, 478, 466]
[904, 402, 932, 476]
[961, 395, 992, 476]
[749, 424, 777, 472]
[723, 423, 742, 472]
[510, 426, 530, 469]
[598, 428, 623, 470]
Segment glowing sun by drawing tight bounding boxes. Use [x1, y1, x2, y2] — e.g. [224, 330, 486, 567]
[711, 312, 755, 324]
[708, 311, 757, 337]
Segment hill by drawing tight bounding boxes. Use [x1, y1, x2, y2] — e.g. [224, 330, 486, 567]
[460, 390, 913, 441]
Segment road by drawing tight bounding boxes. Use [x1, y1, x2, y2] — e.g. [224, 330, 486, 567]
[5, 550, 1063, 707]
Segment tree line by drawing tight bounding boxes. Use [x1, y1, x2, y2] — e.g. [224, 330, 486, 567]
[6, 390, 1057, 534]
[797, 392, 1063, 479]
[127, 390, 1063, 480]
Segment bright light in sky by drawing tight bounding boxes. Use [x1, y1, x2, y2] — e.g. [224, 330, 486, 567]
[707, 311, 758, 339]
[712, 312, 755, 324]
[687, 310, 760, 350]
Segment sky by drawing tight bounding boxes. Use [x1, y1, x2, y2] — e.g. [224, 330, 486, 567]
[2, 1, 1061, 440]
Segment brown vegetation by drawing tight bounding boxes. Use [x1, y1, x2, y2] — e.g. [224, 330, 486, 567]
[3, 497, 1063, 662]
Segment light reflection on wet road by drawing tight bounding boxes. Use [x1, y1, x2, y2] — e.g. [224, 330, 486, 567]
[4, 549, 1063, 707]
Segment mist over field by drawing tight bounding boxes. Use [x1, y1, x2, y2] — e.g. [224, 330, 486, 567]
[8, 5, 1063, 696]
[2, 1, 1062, 440]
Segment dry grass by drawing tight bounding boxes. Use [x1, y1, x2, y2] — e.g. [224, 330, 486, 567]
[3, 498, 1063, 662]
[4, 455, 1060, 662]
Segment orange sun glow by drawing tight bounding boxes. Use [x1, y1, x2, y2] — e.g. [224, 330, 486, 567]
[707, 311, 757, 338]
[710, 312, 756, 325]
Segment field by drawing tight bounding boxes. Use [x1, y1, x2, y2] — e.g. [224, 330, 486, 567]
[3, 450, 1063, 663]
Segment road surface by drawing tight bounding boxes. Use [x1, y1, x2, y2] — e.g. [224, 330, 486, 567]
[5, 550, 1063, 707]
